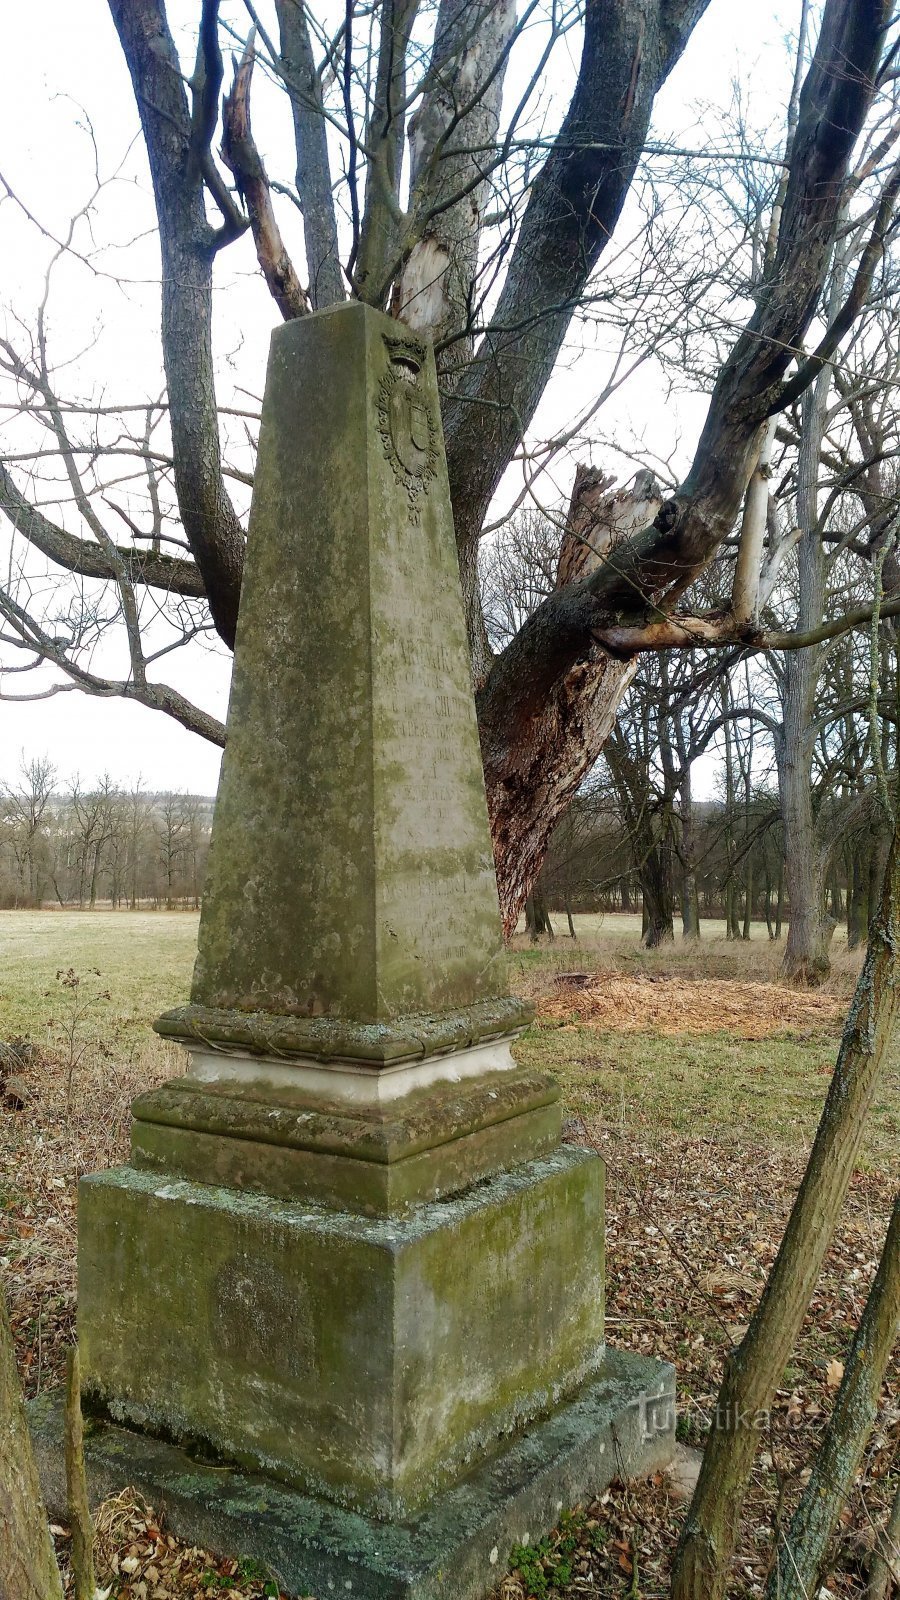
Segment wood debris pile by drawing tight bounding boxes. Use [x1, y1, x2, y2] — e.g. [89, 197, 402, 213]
[539, 973, 846, 1039]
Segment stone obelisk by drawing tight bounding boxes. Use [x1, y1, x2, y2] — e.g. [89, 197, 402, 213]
[71, 303, 674, 1598]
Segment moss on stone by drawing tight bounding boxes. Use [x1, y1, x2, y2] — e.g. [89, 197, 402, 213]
[78, 1150, 606, 1519]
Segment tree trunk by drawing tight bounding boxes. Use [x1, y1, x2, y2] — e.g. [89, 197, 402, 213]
[0, 1289, 64, 1600]
[847, 843, 869, 949]
[525, 885, 554, 942]
[742, 855, 754, 940]
[671, 823, 900, 1600]
[764, 1191, 900, 1600]
[865, 1475, 900, 1599]
[680, 768, 701, 939]
[775, 859, 784, 939]
[780, 668, 829, 981]
[779, 269, 836, 983]
[480, 469, 661, 933]
[275, 0, 344, 310]
[65, 1347, 97, 1600]
[640, 836, 674, 947]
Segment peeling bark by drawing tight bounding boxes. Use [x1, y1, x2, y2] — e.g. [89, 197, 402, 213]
[480, 469, 659, 932]
[394, 0, 516, 379]
[222, 39, 311, 321]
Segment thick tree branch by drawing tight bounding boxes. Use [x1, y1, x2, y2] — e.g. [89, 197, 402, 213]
[442, 0, 713, 561]
[108, 0, 246, 647]
[222, 35, 311, 319]
[0, 462, 206, 599]
[275, 0, 345, 307]
[0, 586, 225, 746]
[477, 0, 892, 738]
[768, 154, 900, 415]
[355, 0, 420, 300]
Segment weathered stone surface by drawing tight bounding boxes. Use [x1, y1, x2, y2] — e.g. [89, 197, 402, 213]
[154, 996, 532, 1064]
[186, 302, 508, 1029]
[31, 1349, 676, 1600]
[78, 1150, 606, 1519]
[130, 1067, 562, 1213]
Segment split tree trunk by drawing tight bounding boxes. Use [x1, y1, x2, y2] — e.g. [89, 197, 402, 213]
[764, 1190, 900, 1600]
[671, 820, 900, 1600]
[480, 470, 660, 933]
[0, 1289, 64, 1600]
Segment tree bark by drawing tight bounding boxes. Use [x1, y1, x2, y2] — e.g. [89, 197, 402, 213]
[275, 0, 345, 309]
[847, 842, 869, 949]
[393, 0, 515, 380]
[107, 0, 246, 648]
[780, 355, 831, 983]
[866, 1475, 900, 1600]
[671, 819, 900, 1600]
[764, 1191, 900, 1600]
[0, 1289, 64, 1600]
[443, 0, 712, 591]
[65, 1347, 96, 1600]
[680, 767, 701, 939]
[640, 830, 675, 947]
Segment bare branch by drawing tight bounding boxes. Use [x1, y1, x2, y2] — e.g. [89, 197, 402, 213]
[221, 34, 311, 319]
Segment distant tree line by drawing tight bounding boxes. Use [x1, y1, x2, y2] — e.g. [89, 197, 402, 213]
[0, 760, 212, 910]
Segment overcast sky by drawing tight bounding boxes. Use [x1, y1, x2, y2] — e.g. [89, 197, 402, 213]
[0, 0, 799, 796]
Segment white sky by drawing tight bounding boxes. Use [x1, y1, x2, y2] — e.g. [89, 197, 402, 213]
[0, 0, 800, 795]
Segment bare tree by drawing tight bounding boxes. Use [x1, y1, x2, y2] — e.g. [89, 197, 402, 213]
[2, 0, 900, 928]
[0, 756, 55, 907]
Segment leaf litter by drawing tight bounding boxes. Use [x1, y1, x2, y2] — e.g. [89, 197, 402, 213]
[0, 967, 895, 1599]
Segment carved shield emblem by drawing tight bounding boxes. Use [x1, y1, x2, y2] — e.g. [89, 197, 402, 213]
[389, 379, 431, 478]
[377, 334, 439, 516]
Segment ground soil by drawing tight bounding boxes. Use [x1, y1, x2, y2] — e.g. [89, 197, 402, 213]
[0, 911, 896, 1599]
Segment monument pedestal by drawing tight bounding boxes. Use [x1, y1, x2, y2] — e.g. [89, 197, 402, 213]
[59, 303, 675, 1597]
[78, 1151, 606, 1518]
[32, 1349, 675, 1600]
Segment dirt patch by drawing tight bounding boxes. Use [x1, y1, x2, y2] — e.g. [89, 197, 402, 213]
[538, 972, 846, 1039]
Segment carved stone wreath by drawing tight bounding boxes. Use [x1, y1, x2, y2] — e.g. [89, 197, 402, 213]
[377, 333, 439, 519]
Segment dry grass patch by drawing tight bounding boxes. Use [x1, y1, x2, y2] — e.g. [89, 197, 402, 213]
[537, 971, 847, 1038]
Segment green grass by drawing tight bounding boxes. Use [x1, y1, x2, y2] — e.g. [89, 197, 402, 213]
[0, 909, 198, 1047]
[519, 1022, 897, 1167]
[0, 909, 896, 1167]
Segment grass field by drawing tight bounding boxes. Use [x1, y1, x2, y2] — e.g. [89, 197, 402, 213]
[3, 907, 890, 1162]
[1, 909, 897, 1599]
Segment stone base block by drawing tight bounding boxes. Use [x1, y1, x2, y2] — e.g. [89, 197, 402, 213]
[130, 1063, 561, 1215]
[31, 1349, 675, 1600]
[78, 1150, 605, 1519]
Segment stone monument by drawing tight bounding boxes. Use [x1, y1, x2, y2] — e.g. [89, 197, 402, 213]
[57, 303, 673, 1597]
